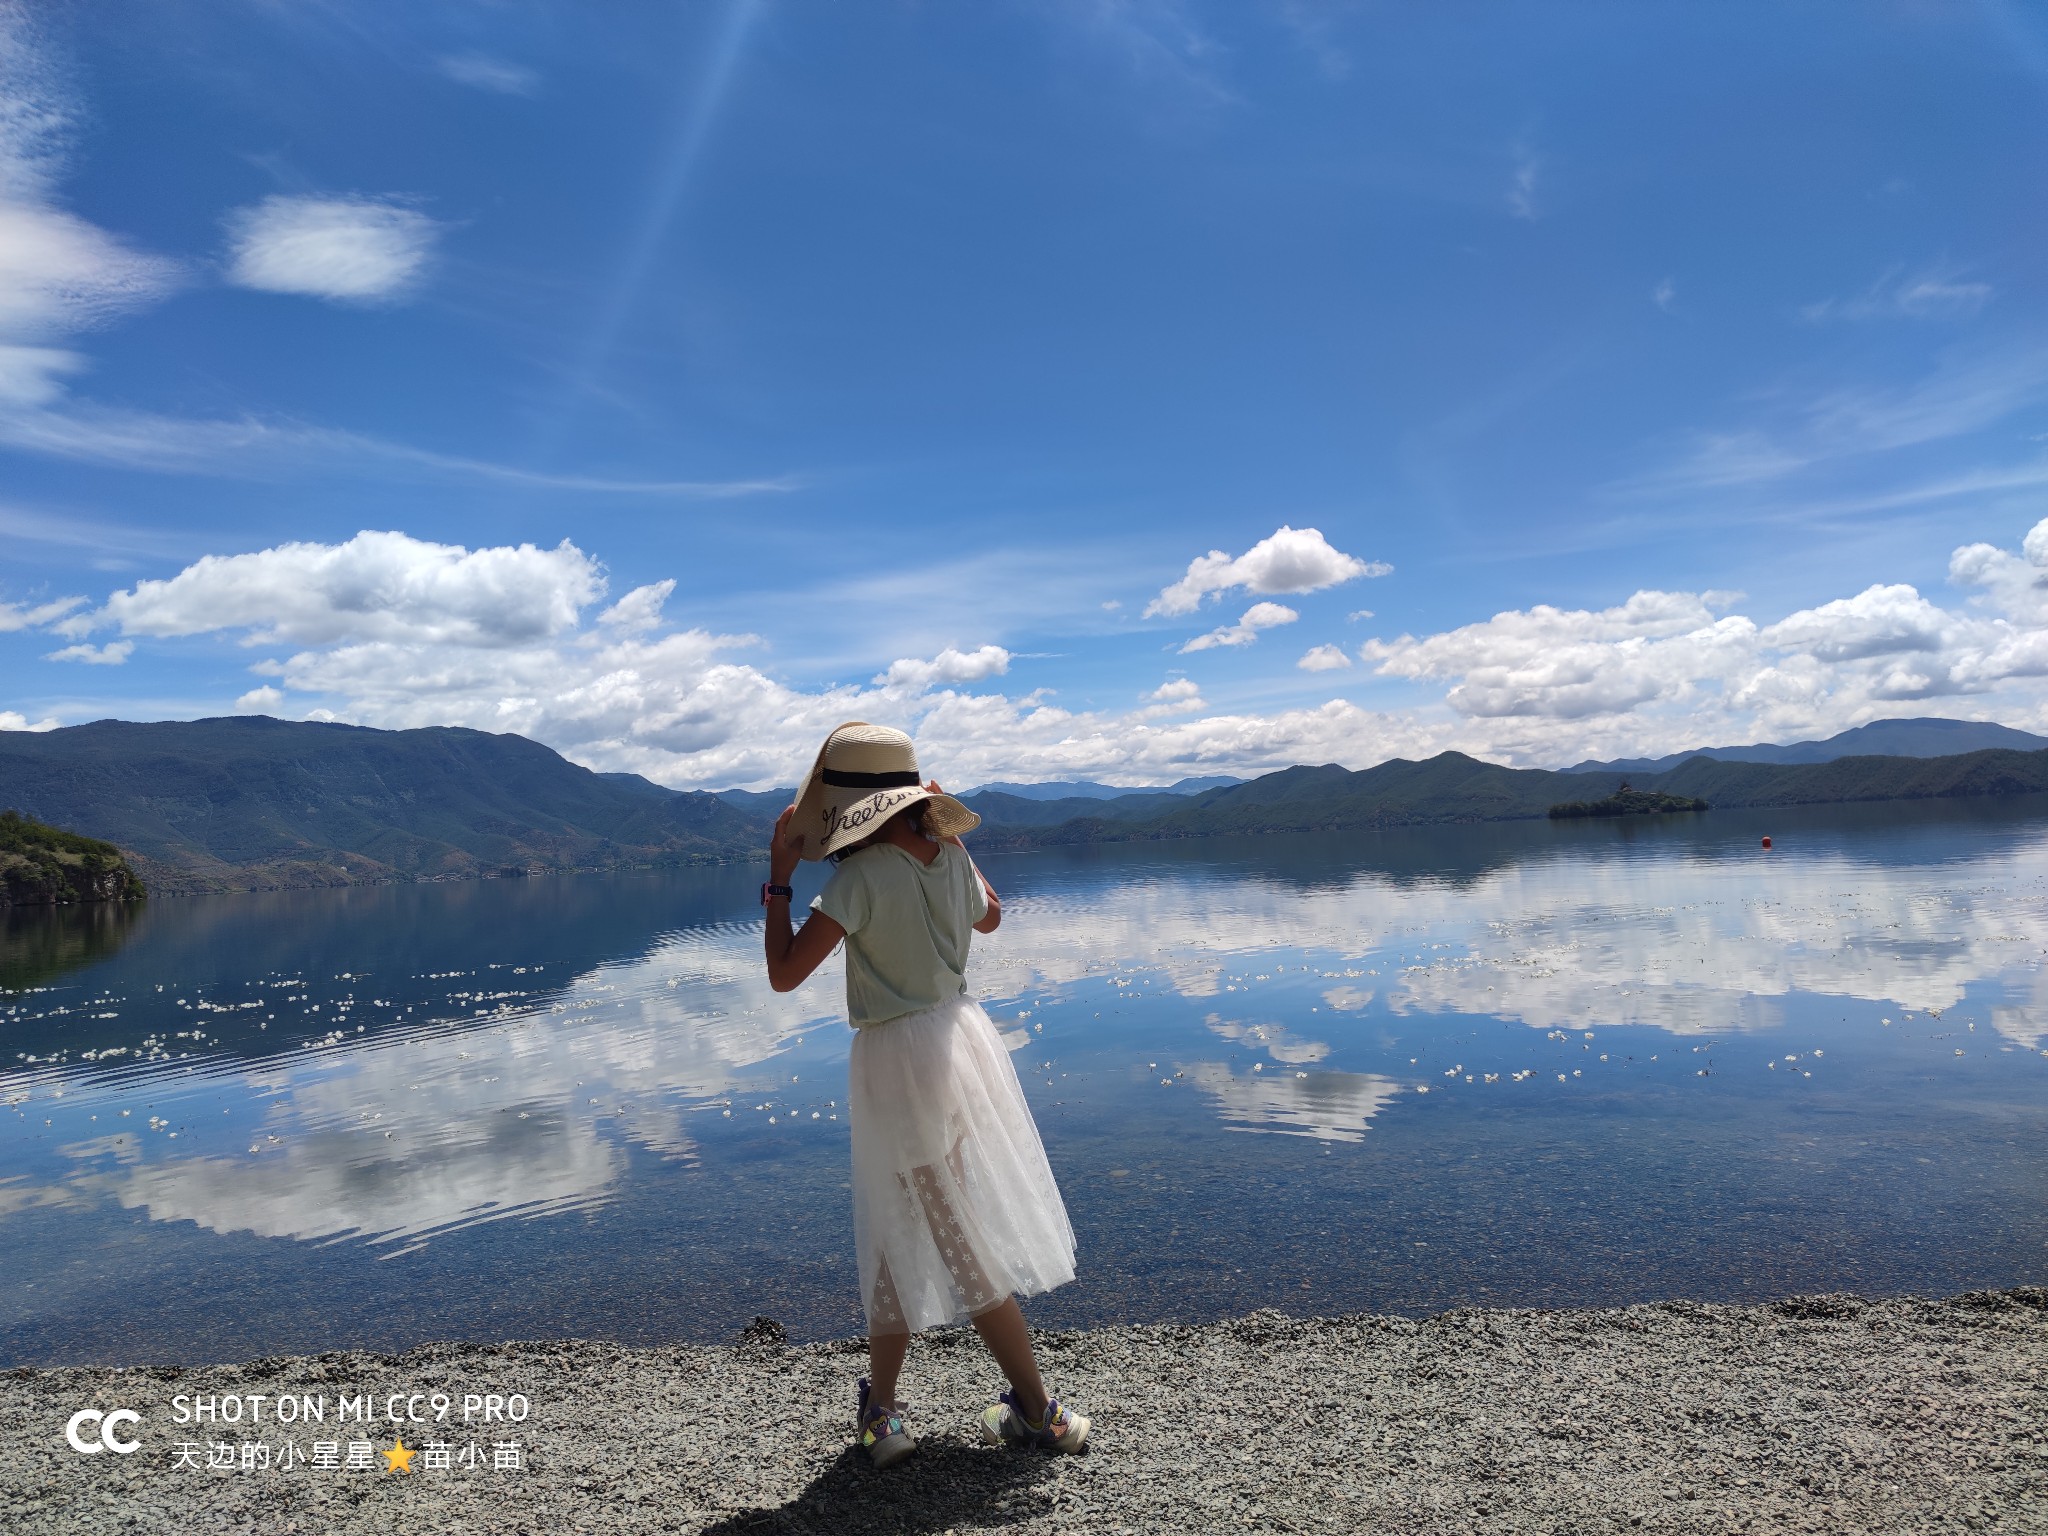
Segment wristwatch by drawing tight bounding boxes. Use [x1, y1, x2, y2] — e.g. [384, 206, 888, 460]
[760, 882, 794, 906]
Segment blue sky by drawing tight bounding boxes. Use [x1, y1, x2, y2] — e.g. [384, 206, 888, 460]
[4, 1, 2048, 788]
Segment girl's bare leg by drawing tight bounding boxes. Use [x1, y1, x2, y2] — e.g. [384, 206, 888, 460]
[867, 1328, 910, 1410]
[969, 1297, 1049, 1423]
[867, 1255, 911, 1408]
[906, 1147, 1050, 1421]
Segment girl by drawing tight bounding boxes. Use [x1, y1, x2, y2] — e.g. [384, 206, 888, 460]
[761, 721, 1088, 1467]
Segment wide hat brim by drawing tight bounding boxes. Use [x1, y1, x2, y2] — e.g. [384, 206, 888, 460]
[788, 722, 981, 862]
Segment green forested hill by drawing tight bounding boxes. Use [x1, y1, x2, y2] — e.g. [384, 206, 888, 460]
[0, 809, 146, 906]
[1650, 749, 2048, 806]
[8, 716, 2048, 896]
[0, 717, 767, 894]
[975, 747, 2048, 848]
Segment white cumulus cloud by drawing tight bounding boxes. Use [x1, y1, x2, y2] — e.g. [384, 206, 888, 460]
[36, 518, 2048, 789]
[598, 580, 676, 635]
[225, 196, 439, 303]
[1146, 525, 1388, 618]
[1343, 516, 2048, 761]
[44, 638, 129, 664]
[235, 685, 284, 712]
[875, 645, 1012, 689]
[1180, 601, 1298, 652]
[1135, 677, 1205, 719]
[1759, 583, 1955, 662]
[1297, 644, 1351, 671]
[1364, 592, 1759, 723]
[65, 529, 603, 647]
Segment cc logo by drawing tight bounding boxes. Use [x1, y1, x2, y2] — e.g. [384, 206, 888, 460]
[66, 1409, 141, 1454]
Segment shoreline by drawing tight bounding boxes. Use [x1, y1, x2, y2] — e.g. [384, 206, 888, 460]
[5, 1287, 2042, 1534]
[24, 782, 2048, 901]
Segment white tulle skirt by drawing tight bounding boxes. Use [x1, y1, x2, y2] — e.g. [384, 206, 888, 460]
[849, 992, 1077, 1335]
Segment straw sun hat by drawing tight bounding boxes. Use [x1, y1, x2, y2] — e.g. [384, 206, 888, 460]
[789, 721, 981, 862]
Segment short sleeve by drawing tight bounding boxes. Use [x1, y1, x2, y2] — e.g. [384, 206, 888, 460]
[812, 859, 870, 936]
[960, 847, 988, 924]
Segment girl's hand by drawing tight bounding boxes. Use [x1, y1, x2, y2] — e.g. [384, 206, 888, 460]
[770, 805, 805, 881]
[925, 779, 965, 846]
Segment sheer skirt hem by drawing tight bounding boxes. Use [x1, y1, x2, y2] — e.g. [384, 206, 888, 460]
[849, 993, 1077, 1335]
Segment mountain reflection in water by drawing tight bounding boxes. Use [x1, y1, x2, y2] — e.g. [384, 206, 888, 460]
[4, 797, 2046, 1364]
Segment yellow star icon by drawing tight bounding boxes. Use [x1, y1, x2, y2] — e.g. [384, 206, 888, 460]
[381, 1436, 416, 1474]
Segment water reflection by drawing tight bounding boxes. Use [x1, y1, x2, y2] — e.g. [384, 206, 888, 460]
[5, 796, 2048, 1361]
[1, 901, 140, 991]
[13, 921, 847, 1249]
[977, 803, 2048, 1051]
[1181, 1062, 1402, 1143]
[1203, 1014, 1329, 1064]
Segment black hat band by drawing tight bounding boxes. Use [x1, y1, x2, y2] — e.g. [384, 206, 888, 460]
[822, 768, 921, 789]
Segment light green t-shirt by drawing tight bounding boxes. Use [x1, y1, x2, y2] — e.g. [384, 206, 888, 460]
[812, 841, 988, 1027]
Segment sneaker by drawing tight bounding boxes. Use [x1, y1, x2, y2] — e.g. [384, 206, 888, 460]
[856, 1377, 917, 1469]
[980, 1388, 1090, 1453]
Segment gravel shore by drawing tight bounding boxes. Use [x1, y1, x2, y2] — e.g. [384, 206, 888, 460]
[5, 1288, 2043, 1535]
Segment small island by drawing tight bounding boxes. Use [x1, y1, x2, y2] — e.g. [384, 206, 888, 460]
[1548, 783, 1710, 820]
[0, 808, 145, 906]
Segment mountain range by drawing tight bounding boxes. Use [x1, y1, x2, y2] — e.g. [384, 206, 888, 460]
[964, 776, 1241, 800]
[599, 771, 1240, 825]
[1569, 716, 2048, 773]
[0, 716, 760, 895]
[7, 714, 2048, 895]
[968, 746, 2048, 850]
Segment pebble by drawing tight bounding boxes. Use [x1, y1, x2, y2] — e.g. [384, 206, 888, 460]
[3, 1288, 2041, 1533]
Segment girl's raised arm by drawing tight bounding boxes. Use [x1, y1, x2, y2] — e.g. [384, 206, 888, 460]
[764, 805, 846, 991]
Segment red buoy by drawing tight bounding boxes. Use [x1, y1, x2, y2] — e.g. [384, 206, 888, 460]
[1761, 836, 1773, 849]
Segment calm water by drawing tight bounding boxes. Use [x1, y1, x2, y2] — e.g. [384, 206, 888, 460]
[4, 799, 2046, 1365]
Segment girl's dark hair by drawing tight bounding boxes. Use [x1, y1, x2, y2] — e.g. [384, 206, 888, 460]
[829, 799, 929, 864]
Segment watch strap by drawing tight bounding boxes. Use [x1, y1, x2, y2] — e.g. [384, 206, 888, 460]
[761, 882, 795, 906]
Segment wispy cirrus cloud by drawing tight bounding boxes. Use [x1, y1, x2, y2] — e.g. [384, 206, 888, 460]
[436, 53, 539, 95]
[225, 195, 441, 304]
[1626, 347, 2048, 496]
[0, 2, 182, 405]
[0, 397, 797, 495]
[1802, 263, 1993, 323]
[0, 592, 82, 631]
[0, 12, 784, 499]
[1059, 0, 1233, 100]
[1507, 139, 1540, 220]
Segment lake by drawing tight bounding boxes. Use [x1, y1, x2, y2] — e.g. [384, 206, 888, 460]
[4, 798, 2046, 1366]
